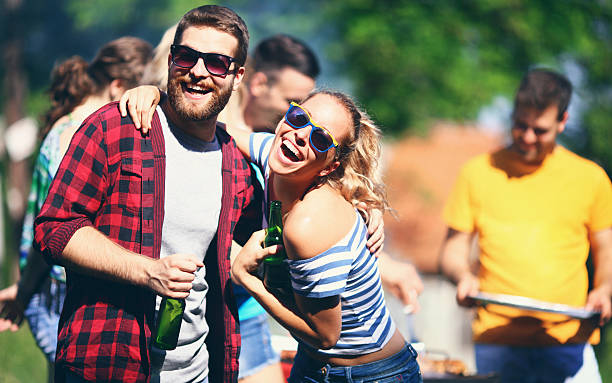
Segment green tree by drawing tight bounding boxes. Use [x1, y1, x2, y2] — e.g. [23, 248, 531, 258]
[319, 0, 612, 171]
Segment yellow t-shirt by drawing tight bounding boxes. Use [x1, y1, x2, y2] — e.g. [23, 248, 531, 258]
[444, 146, 612, 345]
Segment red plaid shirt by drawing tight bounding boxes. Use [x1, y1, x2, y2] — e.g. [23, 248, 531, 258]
[34, 102, 261, 382]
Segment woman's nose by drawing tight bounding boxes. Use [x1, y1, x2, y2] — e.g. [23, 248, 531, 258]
[293, 126, 310, 146]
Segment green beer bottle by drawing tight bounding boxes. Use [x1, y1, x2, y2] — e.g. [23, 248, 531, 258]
[263, 201, 291, 295]
[153, 297, 185, 350]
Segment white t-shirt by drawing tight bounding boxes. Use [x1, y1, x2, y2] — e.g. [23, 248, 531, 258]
[151, 107, 222, 383]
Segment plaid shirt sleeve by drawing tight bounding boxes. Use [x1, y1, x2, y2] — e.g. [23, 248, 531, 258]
[34, 111, 108, 261]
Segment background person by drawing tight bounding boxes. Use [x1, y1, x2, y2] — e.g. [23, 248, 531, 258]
[0, 36, 153, 382]
[34, 5, 258, 382]
[218, 34, 319, 134]
[439, 68, 612, 382]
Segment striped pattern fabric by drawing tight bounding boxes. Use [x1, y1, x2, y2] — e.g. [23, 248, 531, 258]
[249, 132, 395, 357]
[289, 213, 396, 357]
[34, 104, 260, 382]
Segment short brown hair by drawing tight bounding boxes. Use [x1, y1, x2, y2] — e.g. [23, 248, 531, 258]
[253, 34, 320, 84]
[174, 5, 249, 66]
[514, 69, 572, 121]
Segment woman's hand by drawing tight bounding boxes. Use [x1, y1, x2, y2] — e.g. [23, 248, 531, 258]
[357, 205, 384, 256]
[118, 85, 161, 135]
[231, 230, 282, 285]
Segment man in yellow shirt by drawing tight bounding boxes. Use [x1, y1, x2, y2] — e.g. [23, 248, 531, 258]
[439, 69, 612, 382]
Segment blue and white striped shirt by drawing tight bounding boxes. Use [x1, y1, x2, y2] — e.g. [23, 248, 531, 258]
[250, 132, 396, 357]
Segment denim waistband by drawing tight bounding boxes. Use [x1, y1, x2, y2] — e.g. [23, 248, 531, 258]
[305, 343, 419, 380]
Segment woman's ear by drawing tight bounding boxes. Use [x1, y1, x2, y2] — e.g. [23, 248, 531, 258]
[318, 160, 340, 178]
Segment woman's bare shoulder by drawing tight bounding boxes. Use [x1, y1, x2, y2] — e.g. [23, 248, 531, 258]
[283, 186, 356, 261]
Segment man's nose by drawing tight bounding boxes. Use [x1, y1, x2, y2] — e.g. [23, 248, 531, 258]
[522, 127, 537, 144]
[190, 57, 209, 78]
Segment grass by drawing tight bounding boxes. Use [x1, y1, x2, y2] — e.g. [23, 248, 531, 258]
[0, 323, 48, 382]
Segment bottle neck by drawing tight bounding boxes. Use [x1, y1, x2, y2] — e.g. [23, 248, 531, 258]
[268, 201, 283, 229]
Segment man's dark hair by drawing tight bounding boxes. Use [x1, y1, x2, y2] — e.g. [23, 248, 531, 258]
[514, 69, 573, 121]
[252, 34, 320, 84]
[174, 5, 249, 66]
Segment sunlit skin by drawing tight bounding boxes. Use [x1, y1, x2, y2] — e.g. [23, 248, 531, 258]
[267, 93, 350, 195]
[509, 104, 567, 169]
[163, 26, 245, 142]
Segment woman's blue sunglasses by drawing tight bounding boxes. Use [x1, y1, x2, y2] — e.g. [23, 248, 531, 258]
[284, 102, 339, 153]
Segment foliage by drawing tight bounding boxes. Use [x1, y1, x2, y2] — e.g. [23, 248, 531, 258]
[317, 0, 612, 171]
[65, 0, 209, 31]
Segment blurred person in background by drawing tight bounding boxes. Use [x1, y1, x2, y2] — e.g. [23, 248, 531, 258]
[439, 68, 612, 383]
[0, 36, 153, 382]
[123, 32, 423, 382]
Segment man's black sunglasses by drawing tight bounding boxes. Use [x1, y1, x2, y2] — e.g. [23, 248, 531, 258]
[170, 44, 237, 77]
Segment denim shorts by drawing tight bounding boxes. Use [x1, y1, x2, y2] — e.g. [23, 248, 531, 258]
[24, 277, 66, 363]
[288, 343, 422, 383]
[238, 313, 280, 379]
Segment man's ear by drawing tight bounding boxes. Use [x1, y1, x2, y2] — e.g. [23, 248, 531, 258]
[248, 72, 269, 97]
[318, 160, 340, 178]
[232, 66, 246, 91]
[558, 111, 569, 134]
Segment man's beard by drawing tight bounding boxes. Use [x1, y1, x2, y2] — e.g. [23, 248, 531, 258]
[167, 75, 233, 122]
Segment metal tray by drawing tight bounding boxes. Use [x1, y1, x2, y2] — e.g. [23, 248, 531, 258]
[470, 292, 600, 319]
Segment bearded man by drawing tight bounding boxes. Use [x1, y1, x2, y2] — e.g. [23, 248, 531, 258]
[34, 5, 260, 383]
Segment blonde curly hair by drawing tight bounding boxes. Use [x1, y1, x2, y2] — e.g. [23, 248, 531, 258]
[305, 90, 390, 215]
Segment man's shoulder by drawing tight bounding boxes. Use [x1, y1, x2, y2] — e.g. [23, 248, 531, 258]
[554, 146, 609, 178]
[84, 102, 145, 136]
[215, 123, 247, 163]
[555, 145, 601, 167]
[87, 102, 122, 124]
